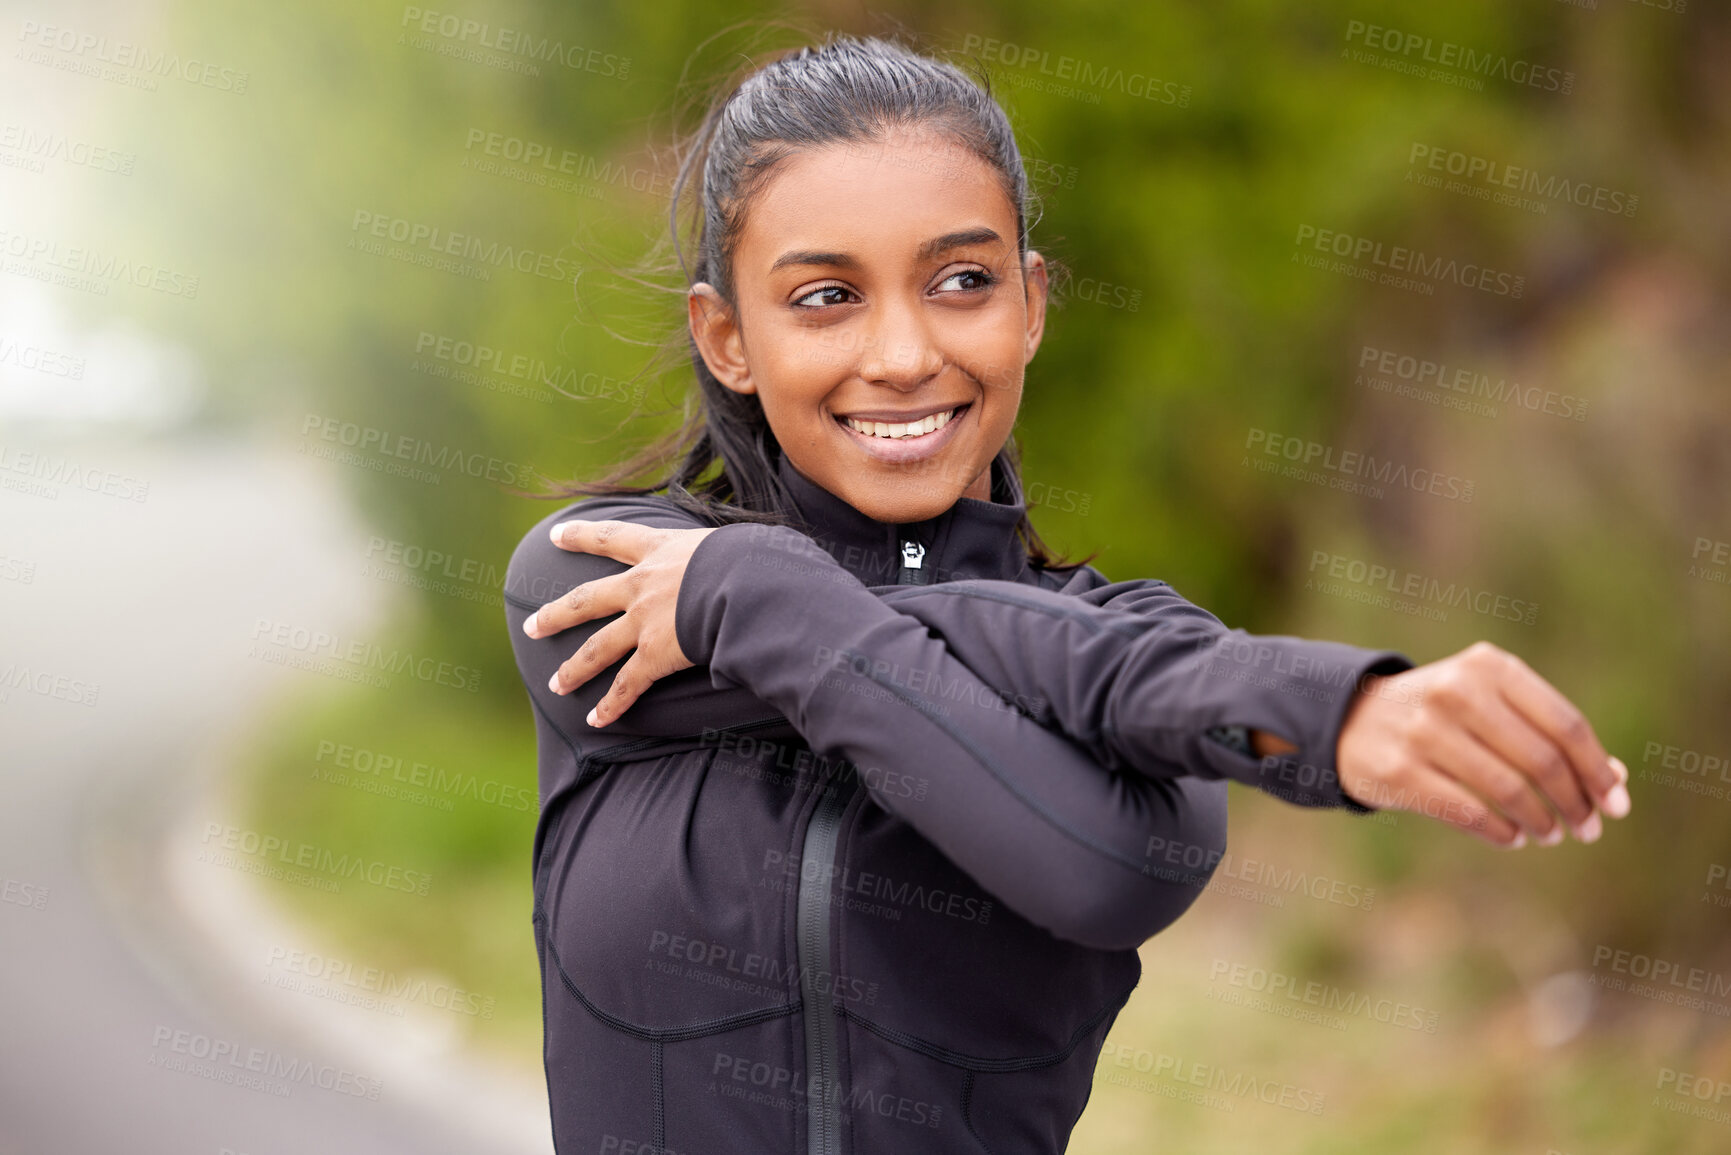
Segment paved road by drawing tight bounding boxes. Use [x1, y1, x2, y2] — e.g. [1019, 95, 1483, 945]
[0, 434, 550, 1155]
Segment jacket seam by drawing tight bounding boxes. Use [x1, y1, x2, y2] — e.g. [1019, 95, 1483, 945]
[543, 923, 800, 1042]
[858, 667, 1181, 883]
[878, 582, 1151, 639]
[961, 1071, 996, 1155]
[837, 978, 1135, 1072]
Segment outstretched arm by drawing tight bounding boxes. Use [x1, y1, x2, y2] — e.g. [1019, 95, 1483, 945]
[874, 572, 1631, 847]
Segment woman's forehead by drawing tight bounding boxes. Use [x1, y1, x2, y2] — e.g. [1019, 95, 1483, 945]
[735, 131, 1016, 267]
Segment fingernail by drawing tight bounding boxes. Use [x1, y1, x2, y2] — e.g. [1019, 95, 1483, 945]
[585, 707, 600, 727]
[522, 611, 539, 638]
[549, 522, 569, 546]
[1604, 783, 1631, 819]
[1507, 831, 1527, 850]
[1538, 824, 1565, 847]
[1609, 755, 1629, 785]
[1574, 812, 1603, 843]
[548, 672, 563, 695]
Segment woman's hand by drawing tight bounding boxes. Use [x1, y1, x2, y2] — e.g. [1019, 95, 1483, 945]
[1337, 641, 1631, 848]
[521, 518, 718, 727]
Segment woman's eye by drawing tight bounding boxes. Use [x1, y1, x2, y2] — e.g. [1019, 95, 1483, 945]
[793, 285, 854, 308]
[935, 268, 994, 293]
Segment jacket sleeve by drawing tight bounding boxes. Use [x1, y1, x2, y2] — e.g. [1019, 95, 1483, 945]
[872, 571, 1416, 812]
[506, 503, 1226, 951]
[669, 521, 1228, 951]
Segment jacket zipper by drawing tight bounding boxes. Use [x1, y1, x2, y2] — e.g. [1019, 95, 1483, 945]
[897, 537, 928, 585]
[797, 763, 860, 1155]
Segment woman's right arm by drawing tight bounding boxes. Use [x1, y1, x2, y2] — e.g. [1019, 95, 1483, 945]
[507, 505, 1228, 951]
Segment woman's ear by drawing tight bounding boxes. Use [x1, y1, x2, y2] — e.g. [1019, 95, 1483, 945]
[1021, 251, 1050, 365]
[688, 283, 755, 395]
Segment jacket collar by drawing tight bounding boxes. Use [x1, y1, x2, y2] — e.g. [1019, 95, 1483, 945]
[771, 445, 1031, 587]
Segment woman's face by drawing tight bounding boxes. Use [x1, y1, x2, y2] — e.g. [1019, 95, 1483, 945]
[689, 127, 1048, 524]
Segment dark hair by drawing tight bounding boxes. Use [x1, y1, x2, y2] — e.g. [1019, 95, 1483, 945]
[555, 30, 1092, 573]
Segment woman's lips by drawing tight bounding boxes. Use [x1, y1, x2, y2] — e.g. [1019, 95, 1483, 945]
[834, 403, 971, 465]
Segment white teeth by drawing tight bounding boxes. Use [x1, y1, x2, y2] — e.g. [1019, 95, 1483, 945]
[845, 407, 958, 439]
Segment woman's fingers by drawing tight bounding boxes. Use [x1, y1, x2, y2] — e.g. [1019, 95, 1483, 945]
[1494, 647, 1624, 816]
[1421, 716, 1564, 844]
[550, 518, 663, 564]
[1465, 688, 1596, 838]
[587, 651, 660, 728]
[524, 570, 633, 639]
[548, 615, 636, 696]
[1408, 764, 1524, 848]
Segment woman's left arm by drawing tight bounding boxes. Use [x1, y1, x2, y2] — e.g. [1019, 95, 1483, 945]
[875, 574, 1630, 848]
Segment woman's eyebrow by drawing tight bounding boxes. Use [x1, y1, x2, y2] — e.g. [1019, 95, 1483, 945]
[917, 226, 1003, 260]
[767, 227, 1006, 275]
[770, 249, 858, 273]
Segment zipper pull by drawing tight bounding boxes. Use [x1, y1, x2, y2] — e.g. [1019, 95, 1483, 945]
[898, 538, 928, 585]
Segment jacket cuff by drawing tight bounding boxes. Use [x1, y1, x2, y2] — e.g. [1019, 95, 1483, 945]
[1243, 649, 1416, 811]
[1110, 633, 1415, 810]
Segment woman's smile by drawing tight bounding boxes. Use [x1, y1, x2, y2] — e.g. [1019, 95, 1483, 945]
[832, 401, 973, 464]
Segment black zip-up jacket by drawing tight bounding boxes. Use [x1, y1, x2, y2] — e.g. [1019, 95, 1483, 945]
[504, 447, 1412, 1154]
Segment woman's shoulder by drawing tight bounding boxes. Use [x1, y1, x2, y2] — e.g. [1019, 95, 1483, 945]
[1029, 558, 1114, 595]
[503, 492, 707, 609]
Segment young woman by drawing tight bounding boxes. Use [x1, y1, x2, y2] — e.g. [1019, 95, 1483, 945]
[503, 34, 1630, 1154]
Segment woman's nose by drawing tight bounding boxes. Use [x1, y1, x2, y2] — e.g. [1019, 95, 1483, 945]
[857, 304, 943, 388]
